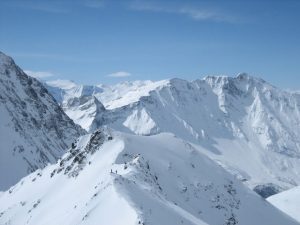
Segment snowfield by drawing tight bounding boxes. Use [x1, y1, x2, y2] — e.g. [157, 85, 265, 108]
[0, 130, 298, 225]
[268, 186, 300, 223]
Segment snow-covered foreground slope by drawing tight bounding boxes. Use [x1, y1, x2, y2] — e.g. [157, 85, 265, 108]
[0, 52, 85, 190]
[46, 75, 300, 196]
[0, 130, 298, 225]
[268, 186, 300, 223]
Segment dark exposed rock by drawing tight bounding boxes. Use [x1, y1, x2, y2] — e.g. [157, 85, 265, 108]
[253, 183, 282, 198]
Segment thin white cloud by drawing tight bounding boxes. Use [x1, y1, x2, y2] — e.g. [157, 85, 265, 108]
[129, 1, 237, 23]
[107, 71, 132, 78]
[179, 8, 235, 23]
[83, 0, 105, 8]
[24, 70, 55, 79]
[46, 79, 77, 89]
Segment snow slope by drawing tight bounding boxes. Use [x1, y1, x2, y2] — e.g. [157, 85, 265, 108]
[0, 52, 85, 190]
[95, 80, 169, 109]
[268, 186, 300, 223]
[46, 74, 300, 196]
[0, 129, 298, 225]
[61, 96, 106, 131]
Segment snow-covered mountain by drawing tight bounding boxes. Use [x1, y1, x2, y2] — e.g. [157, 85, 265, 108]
[0, 52, 85, 190]
[44, 79, 169, 132]
[268, 186, 300, 223]
[62, 95, 106, 131]
[2, 50, 300, 224]
[44, 80, 104, 105]
[0, 129, 298, 225]
[45, 79, 169, 109]
[46, 74, 300, 196]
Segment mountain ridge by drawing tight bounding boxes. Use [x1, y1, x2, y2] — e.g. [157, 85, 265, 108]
[45, 74, 300, 195]
[1, 129, 299, 225]
[0, 51, 85, 190]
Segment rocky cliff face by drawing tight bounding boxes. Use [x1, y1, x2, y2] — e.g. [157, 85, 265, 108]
[0, 51, 85, 190]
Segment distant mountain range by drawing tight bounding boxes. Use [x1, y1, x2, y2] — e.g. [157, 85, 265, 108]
[45, 73, 300, 197]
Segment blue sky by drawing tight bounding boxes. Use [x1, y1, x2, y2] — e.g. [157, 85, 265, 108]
[0, 0, 299, 88]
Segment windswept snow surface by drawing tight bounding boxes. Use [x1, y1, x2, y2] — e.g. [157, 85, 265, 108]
[268, 186, 300, 223]
[0, 130, 298, 225]
[0, 52, 85, 190]
[46, 74, 300, 194]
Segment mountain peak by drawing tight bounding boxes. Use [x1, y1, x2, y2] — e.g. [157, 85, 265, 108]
[0, 51, 16, 70]
[203, 73, 262, 83]
[236, 72, 250, 80]
[92, 95, 106, 111]
[202, 74, 275, 95]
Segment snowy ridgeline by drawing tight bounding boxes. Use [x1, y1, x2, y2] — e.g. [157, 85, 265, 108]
[0, 52, 85, 190]
[45, 74, 300, 194]
[0, 130, 299, 225]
